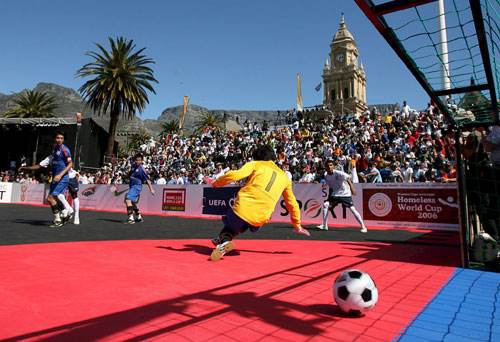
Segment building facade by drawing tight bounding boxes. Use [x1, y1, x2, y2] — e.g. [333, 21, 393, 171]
[323, 15, 367, 115]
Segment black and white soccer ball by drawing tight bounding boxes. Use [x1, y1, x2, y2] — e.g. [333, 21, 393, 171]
[333, 269, 378, 316]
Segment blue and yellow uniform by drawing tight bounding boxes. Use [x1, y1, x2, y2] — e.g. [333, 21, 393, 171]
[49, 144, 72, 196]
[213, 160, 301, 229]
[126, 164, 149, 202]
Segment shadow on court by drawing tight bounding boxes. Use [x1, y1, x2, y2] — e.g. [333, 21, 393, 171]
[156, 244, 292, 256]
[11, 219, 51, 226]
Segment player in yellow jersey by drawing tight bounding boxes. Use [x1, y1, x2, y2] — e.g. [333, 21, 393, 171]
[210, 144, 310, 261]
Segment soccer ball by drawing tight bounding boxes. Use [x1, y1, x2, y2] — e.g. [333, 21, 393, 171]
[333, 269, 378, 316]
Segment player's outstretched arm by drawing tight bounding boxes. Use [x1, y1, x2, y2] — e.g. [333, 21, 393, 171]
[347, 179, 356, 196]
[147, 180, 155, 195]
[19, 164, 41, 172]
[282, 183, 310, 237]
[212, 162, 255, 188]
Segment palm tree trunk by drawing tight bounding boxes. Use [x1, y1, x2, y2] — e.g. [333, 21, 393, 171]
[106, 111, 119, 158]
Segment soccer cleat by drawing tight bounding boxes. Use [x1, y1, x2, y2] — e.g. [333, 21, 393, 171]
[211, 237, 221, 246]
[50, 220, 63, 228]
[73, 217, 80, 225]
[210, 241, 235, 261]
[360, 227, 368, 233]
[316, 225, 328, 230]
[135, 215, 144, 223]
[125, 218, 135, 224]
[61, 209, 74, 225]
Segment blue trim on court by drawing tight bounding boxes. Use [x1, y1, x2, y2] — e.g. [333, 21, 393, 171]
[395, 268, 500, 342]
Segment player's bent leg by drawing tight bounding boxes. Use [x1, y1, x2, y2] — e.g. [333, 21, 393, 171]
[72, 192, 80, 225]
[317, 200, 330, 230]
[210, 241, 235, 262]
[132, 202, 143, 222]
[47, 195, 63, 227]
[211, 209, 245, 261]
[349, 205, 368, 233]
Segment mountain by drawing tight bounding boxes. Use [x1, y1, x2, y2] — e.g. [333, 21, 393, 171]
[0, 83, 282, 135]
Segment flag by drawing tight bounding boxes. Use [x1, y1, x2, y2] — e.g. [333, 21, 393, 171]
[179, 96, 189, 129]
[315, 82, 322, 92]
[296, 73, 303, 111]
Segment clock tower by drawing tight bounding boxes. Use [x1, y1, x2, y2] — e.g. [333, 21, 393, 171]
[322, 14, 367, 115]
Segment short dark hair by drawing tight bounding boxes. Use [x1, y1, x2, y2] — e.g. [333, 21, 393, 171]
[252, 145, 276, 161]
[54, 131, 65, 138]
[134, 153, 144, 160]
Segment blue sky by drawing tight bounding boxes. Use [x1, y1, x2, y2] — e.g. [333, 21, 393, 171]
[0, 0, 430, 119]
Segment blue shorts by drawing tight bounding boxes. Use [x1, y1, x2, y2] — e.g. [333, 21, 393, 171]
[68, 178, 79, 194]
[126, 185, 142, 202]
[223, 207, 260, 235]
[50, 177, 69, 196]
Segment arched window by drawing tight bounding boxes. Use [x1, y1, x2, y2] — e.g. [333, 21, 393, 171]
[331, 90, 336, 101]
[344, 87, 349, 99]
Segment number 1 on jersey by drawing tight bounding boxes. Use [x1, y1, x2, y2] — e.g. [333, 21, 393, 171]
[265, 171, 277, 192]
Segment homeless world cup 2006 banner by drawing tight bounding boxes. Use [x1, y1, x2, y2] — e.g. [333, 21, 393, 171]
[363, 183, 459, 230]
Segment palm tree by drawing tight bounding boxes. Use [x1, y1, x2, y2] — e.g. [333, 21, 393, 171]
[193, 111, 223, 133]
[128, 128, 151, 152]
[160, 119, 180, 135]
[3, 90, 57, 118]
[76, 37, 158, 157]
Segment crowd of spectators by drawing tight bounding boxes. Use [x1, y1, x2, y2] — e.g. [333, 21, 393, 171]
[3, 101, 466, 186]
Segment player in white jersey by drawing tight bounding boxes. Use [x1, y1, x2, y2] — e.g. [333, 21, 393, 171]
[317, 160, 368, 233]
[39, 157, 80, 225]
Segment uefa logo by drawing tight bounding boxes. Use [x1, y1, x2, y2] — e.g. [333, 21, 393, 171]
[368, 193, 392, 217]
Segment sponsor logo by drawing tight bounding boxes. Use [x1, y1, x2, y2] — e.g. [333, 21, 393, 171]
[202, 187, 240, 215]
[367, 193, 392, 217]
[20, 184, 28, 202]
[82, 186, 97, 197]
[280, 198, 327, 219]
[110, 185, 128, 197]
[438, 196, 459, 208]
[363, 187, 459, 224]
[162, 188, 186, 211]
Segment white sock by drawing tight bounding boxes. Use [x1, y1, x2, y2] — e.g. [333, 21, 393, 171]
[322, 201, 330, 227]
[57, 194, 72, 212]
[128, 214, 134, 220]
[54, 212, 61, 222]
[73, 198, 80, 219]
[349, 206, 366, 229]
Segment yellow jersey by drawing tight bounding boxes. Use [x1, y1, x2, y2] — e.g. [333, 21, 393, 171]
[213, 161, 301, 228]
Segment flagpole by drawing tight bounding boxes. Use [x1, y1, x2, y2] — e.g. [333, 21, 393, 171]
[296, 73, 303, 112]
[438, 0, 451, 101]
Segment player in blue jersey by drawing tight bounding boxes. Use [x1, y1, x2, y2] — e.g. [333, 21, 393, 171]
[124, 153, 155, 224]
[20, 131, 73, 227]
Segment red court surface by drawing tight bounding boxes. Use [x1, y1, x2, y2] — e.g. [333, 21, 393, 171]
[0, 239, 459, 341]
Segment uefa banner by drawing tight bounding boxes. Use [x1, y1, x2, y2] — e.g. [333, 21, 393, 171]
[362, 183, 459, 230]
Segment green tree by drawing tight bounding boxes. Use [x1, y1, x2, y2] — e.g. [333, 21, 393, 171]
[3, 90, 57, 118]
[193, 111, 223, 133]
[160, 119, 180, 135]
[128, 128, 152, 152]
[76, 37, 158, 157]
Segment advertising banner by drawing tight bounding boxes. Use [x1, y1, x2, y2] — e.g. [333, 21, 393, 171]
[5, 182, 460, 231]
[202, 187, 240, 215]
[0, 182, 12, 203]
[270, 183, 365, 226]
[362, 183, 459, 230]
[12, 183, 46, 204]
[162, 188, 186, 211]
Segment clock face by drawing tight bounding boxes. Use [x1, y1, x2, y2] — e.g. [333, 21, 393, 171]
[336, 53, 344, 62]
